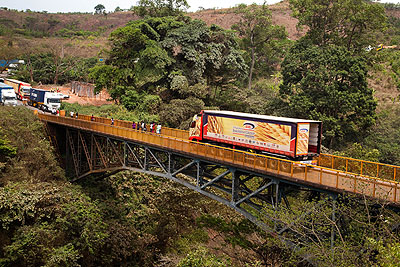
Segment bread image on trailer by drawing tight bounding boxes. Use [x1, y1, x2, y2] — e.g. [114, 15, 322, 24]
[189, 110, 322, 164]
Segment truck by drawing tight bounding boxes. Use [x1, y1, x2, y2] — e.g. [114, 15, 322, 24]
[0, 83, 17, 106]
[4, 78, 31, 100]
[189, 110, 322, 164]
[29, 88, 62, 114]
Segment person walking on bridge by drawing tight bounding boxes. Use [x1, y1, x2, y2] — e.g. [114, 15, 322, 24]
[156, 123, 162, 134]
[70, 111, 74, 118]
[111, 118, 114, 125]
[132, 121, 136, 130]
[75, 112, 79, 119]
[91, 114, 95, 121]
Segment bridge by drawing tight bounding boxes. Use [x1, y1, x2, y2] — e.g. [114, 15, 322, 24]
[38, 112, 400, 234]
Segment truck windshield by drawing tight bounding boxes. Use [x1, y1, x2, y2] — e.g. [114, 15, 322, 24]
[5, 96, 16, 101]
[48, 98, 61, 104]
[22, 88, 30, 94]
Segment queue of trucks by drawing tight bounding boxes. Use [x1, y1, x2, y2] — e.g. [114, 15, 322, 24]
[1, 79, 323, 162]
[0, 78, 62, 113]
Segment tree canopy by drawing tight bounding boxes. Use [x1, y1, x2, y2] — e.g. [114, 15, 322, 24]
[90, 16, 248, 127]
[290, 0, 387, 51]
[94, 4, 106, 14]
[232, 3, 287, 90]
[279, 40, 377, 148]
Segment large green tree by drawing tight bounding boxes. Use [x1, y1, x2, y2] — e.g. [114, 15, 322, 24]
[290, 0, 387, 51]
[232, 3, 287, 90]
[90, 16, 248, 126]
[279, 40, 377, 148]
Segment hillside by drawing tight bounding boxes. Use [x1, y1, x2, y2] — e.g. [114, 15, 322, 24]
[0, 1, 303, 58]
[190, 1, 303, 39]
[2, 1, 400, 58]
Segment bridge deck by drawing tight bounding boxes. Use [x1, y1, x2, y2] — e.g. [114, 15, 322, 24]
[39, 113, 400, 204]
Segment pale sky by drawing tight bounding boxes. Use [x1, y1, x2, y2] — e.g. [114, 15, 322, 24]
[2, 0, 397, 13]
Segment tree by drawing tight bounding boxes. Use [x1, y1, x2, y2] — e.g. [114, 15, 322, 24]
[133, 0, 189, 17]
[90, 16, 248, 125]
[289, 0, 387, 51]
[94, 4, 105, 14]
[232, 3, 287, 90]
[279, 40, 377, 148]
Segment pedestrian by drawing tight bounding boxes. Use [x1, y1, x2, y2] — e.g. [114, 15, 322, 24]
[91, 114, 95, 121]
[56, 110, 60, 116]
[156, 123, 162, 134]
[150, 122, 154, 133]
[75, 112, 78, 119]
[142, 121, 146, 132]
[70, 111, 74, 118]
[132, 121, 136, 130]
[111, 118, 114, 125]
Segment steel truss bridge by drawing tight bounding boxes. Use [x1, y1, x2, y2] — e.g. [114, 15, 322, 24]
[39, 113, 400, 235]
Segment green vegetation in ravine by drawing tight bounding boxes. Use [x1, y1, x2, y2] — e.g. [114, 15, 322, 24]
[0, 106, 268, 266]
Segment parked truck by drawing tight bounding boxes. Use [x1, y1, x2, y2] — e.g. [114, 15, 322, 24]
[4, 78, 31, 100]
[29, 88, 62, 114]
[0, 82, 17, 106]
[189, 110, 322, 164]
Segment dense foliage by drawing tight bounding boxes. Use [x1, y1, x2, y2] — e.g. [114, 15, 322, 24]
[13, 53, 97, 85]
[279, 41, 377, 149]
[90, 16, 249, 128]
[0, 106, 266, 266]
[290, 0, 387, 52]
[232, 4, 287, 90]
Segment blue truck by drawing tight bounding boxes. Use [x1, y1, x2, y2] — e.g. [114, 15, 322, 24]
[0, 82, 17, 106]
[29, 88, 62, 114]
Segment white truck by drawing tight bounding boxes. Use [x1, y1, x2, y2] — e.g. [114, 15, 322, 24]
[0, 82, 17, 106]
[30, 88, 62, 114]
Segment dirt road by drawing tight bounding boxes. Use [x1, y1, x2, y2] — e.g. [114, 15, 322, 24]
[36, 84, 112, 106]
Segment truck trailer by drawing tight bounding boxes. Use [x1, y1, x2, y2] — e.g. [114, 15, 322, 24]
[0, 83, 17, 106]
[29, 88, 62, 114]
[189, 110, 322, 163]
[4, 78, 31, 100]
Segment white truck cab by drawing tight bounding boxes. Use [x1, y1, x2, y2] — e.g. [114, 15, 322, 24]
[1, 89, 17, 106]
[44, 92, 62, 114]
